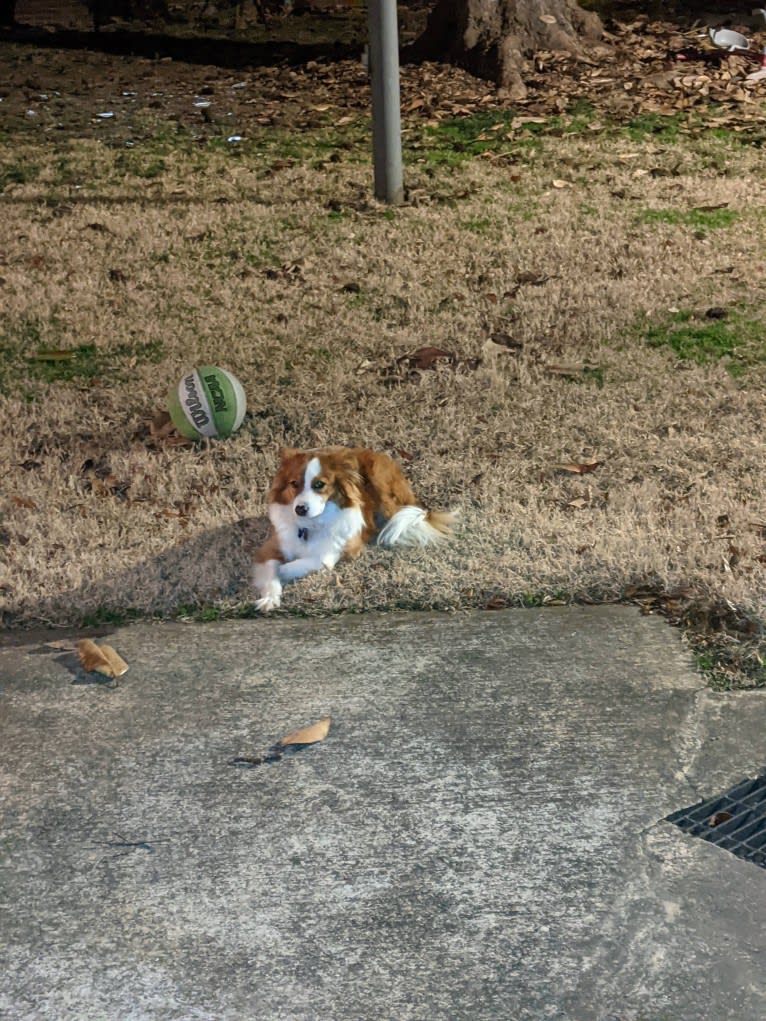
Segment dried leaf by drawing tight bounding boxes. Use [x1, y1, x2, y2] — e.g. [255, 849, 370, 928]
[150, 410, 176, 441]
[12, 496, 37, 509]
[279, 716, 331, 746]
[30, 350, 76, 362]
[398, 346, 454, 370]
[708, 811, 732, 827]
[545, 363, 586, 377]
[516, 270, 550, 286]
[489, 332, 523, 350]
[556, 461, 603, 475]
[77, 639, 129, 678]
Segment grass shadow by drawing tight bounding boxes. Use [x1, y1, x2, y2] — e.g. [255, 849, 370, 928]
[7, 516, 270, 629]
[0, 23, 361, 68]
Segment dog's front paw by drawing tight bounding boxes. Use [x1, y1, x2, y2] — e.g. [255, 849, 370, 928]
[254, 580, 282, 613]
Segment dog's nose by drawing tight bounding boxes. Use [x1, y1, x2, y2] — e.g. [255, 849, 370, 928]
[295, 503, 308, 517]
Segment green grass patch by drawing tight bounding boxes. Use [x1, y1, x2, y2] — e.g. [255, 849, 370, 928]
[581, 365, 605, 388]
[645, 312, 765, 376]
[0, 161, 40, 190]
[408, 102, 605, 166]
[247, 120, 369, 167]
[636, 206, 738, 232]
[696, 648, 766, 691]
[36, 124, 370, 196]
[116, 152, 167, 179]
[307, 346, 334, 363]
[30, 343, 101, 383]
[79, 607, 151, 629]
[460, 217, 495, 234]
[409, 111, 523, 166]
[411, 105, 766, 168]
[29, 339, 163, 384]
[622, 111, 687, 142]
[0, 317, 164, 393]
[410, 106, 595, 166]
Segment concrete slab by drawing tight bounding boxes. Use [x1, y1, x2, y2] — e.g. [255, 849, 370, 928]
[1, 606, 766, 1021]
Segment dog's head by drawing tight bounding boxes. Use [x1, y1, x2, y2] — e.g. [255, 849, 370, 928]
[270, 447, 362, 520]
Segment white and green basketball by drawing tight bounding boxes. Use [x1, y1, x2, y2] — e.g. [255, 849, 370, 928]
[168, 366, 247, 440]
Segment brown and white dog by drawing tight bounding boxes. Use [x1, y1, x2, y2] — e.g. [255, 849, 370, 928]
[253, 446, 455, 612]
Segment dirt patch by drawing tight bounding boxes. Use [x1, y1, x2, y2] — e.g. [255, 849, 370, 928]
[4, 4, 766, 145]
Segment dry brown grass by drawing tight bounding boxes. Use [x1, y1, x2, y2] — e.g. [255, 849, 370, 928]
[1, 102, 766, 684]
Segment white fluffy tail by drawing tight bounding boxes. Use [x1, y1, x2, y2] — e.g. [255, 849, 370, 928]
[377, 506, 456, 548]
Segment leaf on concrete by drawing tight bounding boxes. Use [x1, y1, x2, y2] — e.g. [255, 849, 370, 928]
[44, 639, 77, 652]
[77, 639, 129, 678]
[279, 716, 331, 746]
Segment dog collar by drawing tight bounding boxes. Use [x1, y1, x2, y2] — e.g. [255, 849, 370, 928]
[297, 527, 309, 542]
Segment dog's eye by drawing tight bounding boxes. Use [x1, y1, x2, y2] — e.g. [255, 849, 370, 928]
[290, 480, 300, 490]
[312, 480, 325, 491]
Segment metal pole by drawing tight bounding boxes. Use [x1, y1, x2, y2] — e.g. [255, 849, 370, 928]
[367, 0, 404, 205]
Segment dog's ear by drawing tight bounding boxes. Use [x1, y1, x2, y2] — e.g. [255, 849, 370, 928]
[335, 470, 363, 506]
[332, 451, 364, 506]
[278, 446, 300, 463]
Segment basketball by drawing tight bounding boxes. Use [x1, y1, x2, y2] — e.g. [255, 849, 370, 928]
[167, 366, 247, 440]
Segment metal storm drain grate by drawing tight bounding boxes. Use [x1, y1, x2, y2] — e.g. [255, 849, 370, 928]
[665, 774, 766, 869]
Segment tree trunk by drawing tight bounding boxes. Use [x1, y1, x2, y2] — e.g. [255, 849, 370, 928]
[405, 0, 603, 101]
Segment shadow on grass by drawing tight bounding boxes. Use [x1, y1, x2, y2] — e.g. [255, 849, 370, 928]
[0, 23, 360, 68]
[6, 516, 271, 629]
[0, 195, 275, 207]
